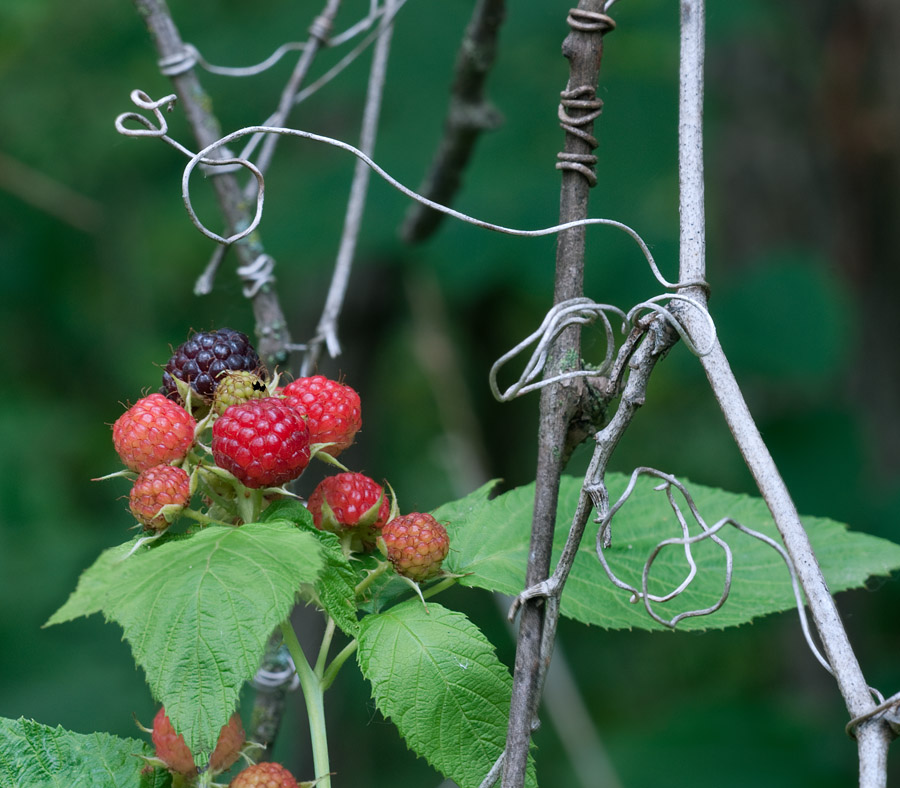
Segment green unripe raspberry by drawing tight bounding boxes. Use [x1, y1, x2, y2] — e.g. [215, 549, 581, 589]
[212, 370, 268, 416]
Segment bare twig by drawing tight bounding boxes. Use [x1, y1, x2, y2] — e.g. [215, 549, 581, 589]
[671, 2, 891, 784]
[131, 0, 292, 365]
[401, 0, 506, 242]
[301, 0, 399, 375]
[502, 4, 614, 787]
[0, 151, 104, 234]
[247, 0, 343, 188]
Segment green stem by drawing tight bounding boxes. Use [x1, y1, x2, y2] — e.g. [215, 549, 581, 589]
[422, 575, 458, 600]
[236, 488, 264, 524]
[315, 618, 336, 676]
[322, 639, 358, 691]
[280, 619, 331, 788]
[195, 768, 212, 788]
[180, 508, 235, 528]
[195, 469, 238, 513]
[354, 560, 390, 598]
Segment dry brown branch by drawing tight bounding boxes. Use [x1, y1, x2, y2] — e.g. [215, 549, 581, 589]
[132, 0, 293, 366]
[400, 0, 506, 243]
[501, 3, 614, 786]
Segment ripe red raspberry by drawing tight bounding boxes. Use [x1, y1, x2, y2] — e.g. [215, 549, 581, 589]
[212, 398, 310, 489]
[308, 472, 389, 549]
[162, 327, 262, 401]
[280, 376, 361, 456]
[129, 465, 191, 531]
[381, 513, 450, 581]
[113, 394, 196, 472]
[152, 707, 244, 777]
[230, 762, 299, 788]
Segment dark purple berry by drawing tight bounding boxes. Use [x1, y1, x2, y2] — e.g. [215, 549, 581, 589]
[161, 328, 263, 400]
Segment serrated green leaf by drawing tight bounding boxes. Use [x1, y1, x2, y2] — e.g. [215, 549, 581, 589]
[45, 523, 323, 757]
[357, 601, 536, 788]
[437, 474, 900, 631]
[258, 499, 312, 528]
[44, 539, 142, 626]
[261, 500, 360, 636]
[0, 716, 171, 788]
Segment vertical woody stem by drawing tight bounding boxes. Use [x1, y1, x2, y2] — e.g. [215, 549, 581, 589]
[674, 2, 890, 784]
[501, 3, 613, 786]
[132, 0, 292, 365]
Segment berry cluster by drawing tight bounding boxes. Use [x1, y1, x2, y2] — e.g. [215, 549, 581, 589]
[106, 327, 451, 579]
[110, 328, 453, 785]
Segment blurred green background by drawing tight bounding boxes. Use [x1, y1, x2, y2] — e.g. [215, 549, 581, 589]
[1, 0, 898, 785]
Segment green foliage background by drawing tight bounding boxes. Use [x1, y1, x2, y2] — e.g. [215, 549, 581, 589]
[1, 0, 898, 786]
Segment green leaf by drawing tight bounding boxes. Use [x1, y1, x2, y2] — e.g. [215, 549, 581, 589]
[0, 716, 171, 788]
[45, 523, 323, 757]
[260, 500, 360, 637]
[357, 601, 536, 788]
[44, 539, 141, 626]
[437, 474, 900, 631]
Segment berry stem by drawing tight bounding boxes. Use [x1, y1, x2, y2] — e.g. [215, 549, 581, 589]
[421, 575, 459, 600]
[321, 640, 359, 691]
[353, 560, 390, 599]
[314, 617, 337, 676]
[180, 508, 236, 528]
[236, 488, 264, 524]
[280, 618, 332, 788]
[195, 769, 213, 788]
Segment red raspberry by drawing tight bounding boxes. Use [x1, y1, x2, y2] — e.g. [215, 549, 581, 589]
[381, 513, 450, 581]
[230, 762, 299, 788]
[308, 472, 389, 549]
[152, 707, 244, 777]
[281, 376, 361, 456]
[129, 465, 191, 531]
[113, 394, 195, 472]
[212, 398, 310, 489]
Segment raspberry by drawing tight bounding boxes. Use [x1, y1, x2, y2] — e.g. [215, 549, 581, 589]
[213, 370, 269, 416]
[280, 376, 361, 456]
[129, 465, 191, 531]
[152, 707, 244, 777]
[230, 762, 299, 788]
[212, 398, 311, 489]
[381, 513, 450, 581]
[308, 472, 389, 549]
[113, 394, 196, 472]
[162, 328, 262, 401]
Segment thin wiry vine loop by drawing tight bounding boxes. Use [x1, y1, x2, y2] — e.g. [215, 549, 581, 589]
[489, 298, 626, 401]
[846, 691, 900, 739]
[157, 0, 394, 79]
[594, 467, 835, 672]
[626, 294, 717, 357]
[114, 90, 178, 138]
[115, 95, 701, 288]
